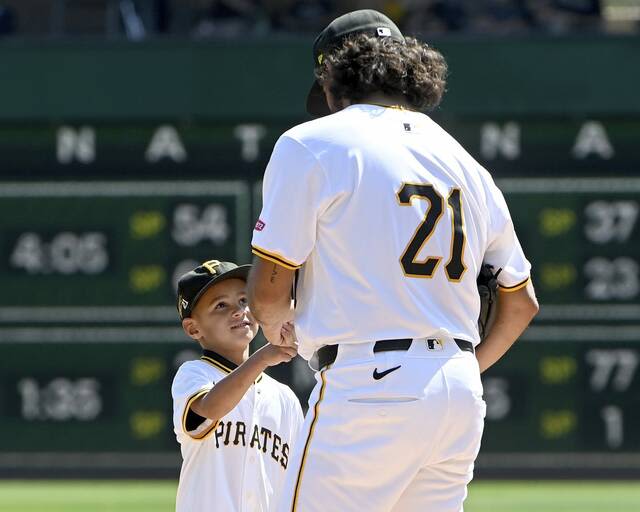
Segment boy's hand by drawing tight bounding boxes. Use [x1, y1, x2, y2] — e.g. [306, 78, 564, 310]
[258, 341, 297, 367]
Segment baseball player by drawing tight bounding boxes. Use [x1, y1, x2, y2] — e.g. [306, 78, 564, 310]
[172, 259, 304, 512]
[247, 9, 539, 512]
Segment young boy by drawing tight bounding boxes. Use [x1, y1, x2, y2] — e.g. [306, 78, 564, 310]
[172, 259, 303, 512]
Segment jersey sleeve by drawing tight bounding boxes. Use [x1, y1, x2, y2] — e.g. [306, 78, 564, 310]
[252, 135, 333, 269]
[483, 177, 532, 292]
[171, 363, 217, 441]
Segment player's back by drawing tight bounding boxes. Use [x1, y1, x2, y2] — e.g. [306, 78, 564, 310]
[281, 103, 508, 358]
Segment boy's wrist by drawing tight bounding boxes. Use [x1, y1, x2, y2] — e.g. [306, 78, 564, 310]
[250, 345, 272, 369]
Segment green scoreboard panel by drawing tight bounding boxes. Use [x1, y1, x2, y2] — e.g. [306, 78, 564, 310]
[1, 334, 638, 473]
[0, 332, 317, 473]
[501, 178, 640, 315]
[1, 112, 639, 474]
[0, 118, 638, 179]
[1, 177, 639, 474]
[1, 336, 188, 453]
[1, 181, 251, 322]
[3, 178, 638, 322]
[482, 336, 640, 463]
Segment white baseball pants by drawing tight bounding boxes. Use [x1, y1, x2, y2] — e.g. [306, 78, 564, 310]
[277, 337, 486, 512]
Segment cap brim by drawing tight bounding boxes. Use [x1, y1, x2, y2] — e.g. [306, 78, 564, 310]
[306, 80, 331, 118]
[188, 264, 252, 317]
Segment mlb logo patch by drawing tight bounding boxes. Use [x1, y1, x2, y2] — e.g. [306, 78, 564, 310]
[254, 219, 266, 231]
[426, 339, 443, 351]
[180, 298, 188, 311]
[377, 27, 391, 37]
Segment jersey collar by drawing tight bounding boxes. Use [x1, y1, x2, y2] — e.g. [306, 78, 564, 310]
[200, 349, 263, 383]
[200, 349, 238, 374]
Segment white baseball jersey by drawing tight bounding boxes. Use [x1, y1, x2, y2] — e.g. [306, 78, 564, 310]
[252, 104, 530, 360]
[172, 349, 304, 512]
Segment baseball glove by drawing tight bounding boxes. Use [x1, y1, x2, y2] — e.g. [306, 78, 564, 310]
[477, 264, 501, 340]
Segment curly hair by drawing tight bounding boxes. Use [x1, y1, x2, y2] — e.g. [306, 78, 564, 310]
[315, 34, 448, 111]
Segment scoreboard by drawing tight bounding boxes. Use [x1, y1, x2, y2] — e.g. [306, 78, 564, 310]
[3, 178, 638, 319]
[1, 181, 250, 316]
[503, 178, 640, 311]
[482, 340, 640, 465]
[2, 118, 640, 475]
[0, 117, 638, 179]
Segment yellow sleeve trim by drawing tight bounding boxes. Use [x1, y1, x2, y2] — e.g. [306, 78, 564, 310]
[190, 420, 218, 441]
[252, 245, 302, 270]
[182, 387, 218, 440]
[499, 276, 530, 293]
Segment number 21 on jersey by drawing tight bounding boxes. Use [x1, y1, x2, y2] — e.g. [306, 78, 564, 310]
[397, 183, 467, 281]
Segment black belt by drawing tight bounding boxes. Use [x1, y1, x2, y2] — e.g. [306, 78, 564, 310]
[317, 338, 474, 369]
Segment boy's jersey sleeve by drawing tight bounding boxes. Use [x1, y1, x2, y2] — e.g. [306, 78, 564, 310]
[171, 363, 217, 441]
[252, 135, 333, 269]
[483, 176, 532, 292]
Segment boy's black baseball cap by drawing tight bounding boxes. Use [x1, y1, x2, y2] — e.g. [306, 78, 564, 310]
[177, 260, 251, 320]
[306, 9, 405, 118]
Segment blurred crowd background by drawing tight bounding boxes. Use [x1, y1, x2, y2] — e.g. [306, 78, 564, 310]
[0, 0, 638, 39]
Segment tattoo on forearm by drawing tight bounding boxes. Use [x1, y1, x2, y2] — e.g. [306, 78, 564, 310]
[270, 264, 278, 283]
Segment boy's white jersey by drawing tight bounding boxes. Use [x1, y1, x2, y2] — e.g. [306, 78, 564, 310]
[172, 350, 304, 512]
[252, 104, 531, 360]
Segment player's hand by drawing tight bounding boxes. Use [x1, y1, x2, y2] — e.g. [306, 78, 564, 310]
[258, 342, 297, 367]
[281, 321, 297, 346]
[262, 320, 297, 348]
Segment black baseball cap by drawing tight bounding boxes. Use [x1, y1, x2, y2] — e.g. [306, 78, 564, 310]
[306, 9, 405, 118]
[177, 260, 251, 320]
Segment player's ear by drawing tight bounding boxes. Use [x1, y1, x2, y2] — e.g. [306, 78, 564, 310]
[182, 318, 202, 341]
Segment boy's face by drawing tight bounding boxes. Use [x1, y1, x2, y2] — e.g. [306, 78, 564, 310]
[184, 278, 259, 354]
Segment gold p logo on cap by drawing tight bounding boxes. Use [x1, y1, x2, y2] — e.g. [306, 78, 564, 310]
[202, 260, 221, 274]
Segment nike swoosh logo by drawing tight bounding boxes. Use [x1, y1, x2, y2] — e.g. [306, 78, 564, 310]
[373, 365, 401, 380]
